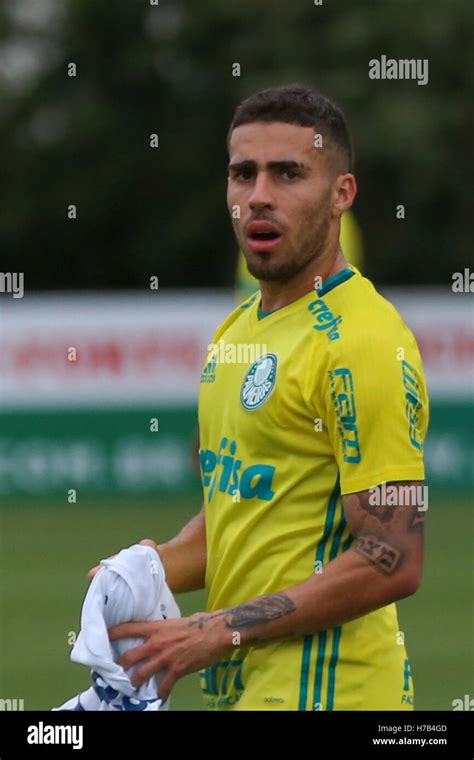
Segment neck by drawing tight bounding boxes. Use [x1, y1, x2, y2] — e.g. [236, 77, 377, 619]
[259, 247, 348, 312]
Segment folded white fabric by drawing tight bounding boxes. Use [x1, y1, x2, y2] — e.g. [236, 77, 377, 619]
[53, 544, 180, 711]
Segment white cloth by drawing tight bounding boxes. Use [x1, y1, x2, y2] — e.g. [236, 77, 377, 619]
[53, 544, 180, 711]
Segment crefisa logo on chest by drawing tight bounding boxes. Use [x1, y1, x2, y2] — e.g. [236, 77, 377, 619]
[240, 353, 278, 411]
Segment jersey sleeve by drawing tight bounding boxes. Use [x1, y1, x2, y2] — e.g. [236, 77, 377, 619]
[306, 323, 429, 495]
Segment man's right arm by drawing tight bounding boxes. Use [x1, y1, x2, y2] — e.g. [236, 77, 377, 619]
[154, 506, 207, 593]
[87, 506, 207, 595]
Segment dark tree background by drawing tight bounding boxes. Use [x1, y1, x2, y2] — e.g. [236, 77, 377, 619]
[0, 0, 472, 289]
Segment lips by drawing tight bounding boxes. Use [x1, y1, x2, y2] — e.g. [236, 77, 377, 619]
[246, 220, 282, 252]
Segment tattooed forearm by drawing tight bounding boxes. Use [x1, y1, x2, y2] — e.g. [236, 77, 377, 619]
[354, 532, 402, 574]
[221, 593, 296, 629]
[409, 510, 425, 530]
[353, 482, 427, 532]
[354, 491, 394, 523]
[188, 592, 296, 632]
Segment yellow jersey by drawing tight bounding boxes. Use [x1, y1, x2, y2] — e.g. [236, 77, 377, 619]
[198, 265, 429, 710]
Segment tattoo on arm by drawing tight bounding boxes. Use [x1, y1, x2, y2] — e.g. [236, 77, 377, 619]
[354, 491, 394, 523]
[188, 592, 296, 632]
[353, 482, 426, 532]
[409, 511, 425, 530]
[354, 532, 402, 574]
[220, 593, 296, 629]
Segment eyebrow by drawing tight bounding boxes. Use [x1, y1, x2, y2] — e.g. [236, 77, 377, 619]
[228, 159, 306, 173]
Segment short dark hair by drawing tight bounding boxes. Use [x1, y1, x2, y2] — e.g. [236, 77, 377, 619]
[227, 84, 354, 173]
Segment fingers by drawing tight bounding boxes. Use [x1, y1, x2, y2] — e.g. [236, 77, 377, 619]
[87, 565, 102, 582]
[124, 651, 180, 700]
[130, 656, 170, 691]
[119, 641, 153, 670]
[139, 539, 158, 549]
[156, 670, 178, 703]
[108, 621, 161, 641]
[87, 552, 119, 582]
[88, 542, 155, 583]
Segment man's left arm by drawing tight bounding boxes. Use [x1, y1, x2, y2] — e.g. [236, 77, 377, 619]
[109, 480, 425, 699]
[189, 480, 425, 644]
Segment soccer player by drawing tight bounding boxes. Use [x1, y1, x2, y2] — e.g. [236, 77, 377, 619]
[92, 85, 429, 711]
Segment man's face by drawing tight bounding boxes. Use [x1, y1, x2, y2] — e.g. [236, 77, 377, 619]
[227, 121, 339, 282]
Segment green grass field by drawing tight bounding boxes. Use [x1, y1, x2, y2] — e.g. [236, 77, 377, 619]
[0, 493, 472, 711]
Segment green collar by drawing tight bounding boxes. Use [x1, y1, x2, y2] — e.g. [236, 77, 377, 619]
[256, 267, 355, 320]
[316, 267, 355, 296]
[257, 303, 277, 320]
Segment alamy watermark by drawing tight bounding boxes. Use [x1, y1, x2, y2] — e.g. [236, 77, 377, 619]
[0, 272, 24, 298]
[0, 697, 25, 710]
[369, 56, 429, 86]
[207, 339, 268, 365]
[452, 268, 473, 293]
[369, 482, 428, 511]
[27, 722, 83, 750]
[452, 694, 473, 710]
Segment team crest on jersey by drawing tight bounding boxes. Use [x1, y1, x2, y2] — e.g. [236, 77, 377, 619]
[240, 353, 278, 410]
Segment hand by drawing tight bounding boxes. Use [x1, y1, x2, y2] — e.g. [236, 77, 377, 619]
[108, 611, 231, 701]
[87, 539, 157, 582]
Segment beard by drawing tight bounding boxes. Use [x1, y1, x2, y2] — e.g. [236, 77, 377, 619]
[239, 198, 332, 283]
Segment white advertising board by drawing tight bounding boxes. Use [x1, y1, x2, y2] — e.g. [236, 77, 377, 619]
[0, 289, 472, 407]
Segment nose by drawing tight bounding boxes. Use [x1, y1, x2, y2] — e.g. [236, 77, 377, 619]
[248, 171, 275, 210]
